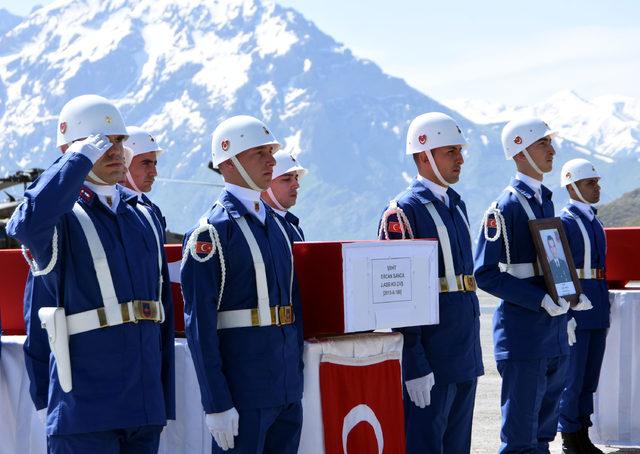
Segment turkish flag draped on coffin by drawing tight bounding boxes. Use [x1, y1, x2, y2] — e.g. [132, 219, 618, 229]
[319, 353, 405, 454]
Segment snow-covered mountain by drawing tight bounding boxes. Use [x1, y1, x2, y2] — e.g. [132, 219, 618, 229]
[0, 8, 22, 36]
[0, 0, 638, 241]
[447, 90, 640, 160]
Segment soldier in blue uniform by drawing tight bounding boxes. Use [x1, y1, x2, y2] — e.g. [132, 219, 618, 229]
[181, 115, 304, 453]
[378, 112, 483, 454]
[474, 118, 592, 454]
[122, 126, 167, 232]
[557, 158, 609, 454]
[261, 150, 308, 241]
[8, 95, 175, 454]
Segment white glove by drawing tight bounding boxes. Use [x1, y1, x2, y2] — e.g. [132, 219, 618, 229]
[541, 294, 570, 317]
[67, 134, 112, 164]
[567, 317, 577, 346]
[205, 407, 239, 451]
[572, 294, 593, 311]
[37, 408, 47, 425]
[405, 373, 435, 409]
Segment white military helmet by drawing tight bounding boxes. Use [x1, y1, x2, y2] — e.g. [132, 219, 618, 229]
[406, 112, 467, 155]
[501, 117, 555, 160]
[560, 158, 601, 204]
[124, 126, 163, 167]
[560, 158, 600, 186]
[272, 150, 308, 180]
[211, 115, 280, 167]
[211, 115, 280, 191]
[405, 112, 467, 186]
[56, 94, 128, 147]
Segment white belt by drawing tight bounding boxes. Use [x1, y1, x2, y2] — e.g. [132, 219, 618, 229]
[499, 262, 541, 279]
[222, 204, 294, 329]
[217, 305, 295, 329]
[71, 202, 165, 323]
[66, 300, 163, 335]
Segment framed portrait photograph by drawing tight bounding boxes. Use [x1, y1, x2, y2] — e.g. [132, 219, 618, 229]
[529, 218, 582, 307]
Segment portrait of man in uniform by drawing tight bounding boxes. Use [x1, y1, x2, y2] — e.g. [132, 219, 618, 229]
[541, 229, 576, 297]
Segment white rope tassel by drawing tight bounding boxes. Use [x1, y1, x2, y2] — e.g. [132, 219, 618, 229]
[482, 204, 511, 266]
[183, 220, 226, 310]
[21, 227, 59, 276]
[378, 200, 414, 240]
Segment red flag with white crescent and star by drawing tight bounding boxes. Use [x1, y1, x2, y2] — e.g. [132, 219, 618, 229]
[387, 221, 403, 234]
[320, 356, 405, 454]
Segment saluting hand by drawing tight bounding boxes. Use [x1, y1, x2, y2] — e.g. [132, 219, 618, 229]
[67, 134, 112, 163]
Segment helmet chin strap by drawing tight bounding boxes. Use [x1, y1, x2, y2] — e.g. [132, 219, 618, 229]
[87, 170, 110, 185]
[266, 187, 286, 211]
[230, 156, 265, 192]
[424, 150, 451, 187]
[125, 171, 143, 193]
[570, 181, 591, 204]
[522, 149, 545, 176]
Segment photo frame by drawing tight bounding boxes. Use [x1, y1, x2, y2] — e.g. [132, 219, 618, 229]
[529, 217, 582, 307]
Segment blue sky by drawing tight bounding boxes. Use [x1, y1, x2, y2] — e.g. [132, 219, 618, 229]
[2, 0, 639, 105]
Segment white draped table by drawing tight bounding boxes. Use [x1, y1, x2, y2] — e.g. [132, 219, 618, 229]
[1, 333, 403, 454]
[591, 290, 640, 446]
[0, 338, 212, 454]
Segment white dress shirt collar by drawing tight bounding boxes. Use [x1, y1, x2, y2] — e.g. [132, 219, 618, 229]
[84, 181, 119, 213]
[570, 199, 595, 221]
[225, 182, 266, 224]
[417, 175, 449, 207]
[515, 172, 542, 204]
[273, 208, 288, 218]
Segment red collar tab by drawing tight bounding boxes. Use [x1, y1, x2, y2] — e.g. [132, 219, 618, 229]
[79, 186, 95, 203]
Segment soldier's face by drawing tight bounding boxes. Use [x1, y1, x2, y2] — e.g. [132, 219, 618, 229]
[548, 238, 558, 258]
[575, 177, 601, 204]
[91, 135, 127, 184]
[234, 145, 276, 190]
[127, 151, 158, 193]
[431, 145, 464, 184]
[269, 171, 300, 209]
[526, 136, 555, 173]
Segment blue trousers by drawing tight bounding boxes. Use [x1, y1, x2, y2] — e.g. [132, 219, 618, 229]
[212, 402, 302, 454]
[47, 425, 163, 454]
[496, 356, 568, 454]
[558, 329, 607, 433]
[404, 378, 477, 454]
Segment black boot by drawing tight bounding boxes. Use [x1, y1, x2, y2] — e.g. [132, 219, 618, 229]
[577, 427, 603, 454]
[561, 431, 583, 454]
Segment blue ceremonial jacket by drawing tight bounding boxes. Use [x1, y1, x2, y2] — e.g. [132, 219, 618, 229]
[181, 190, 304, 413]
[21, 188, 170, 412]
[141, 192, 167, 234]
[283, 211, 305, 241]
[560, 204, 610, 329]
[380, 179, 483, 385]
[474, 178, 569, 361]
[8, 152, 175, 436]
